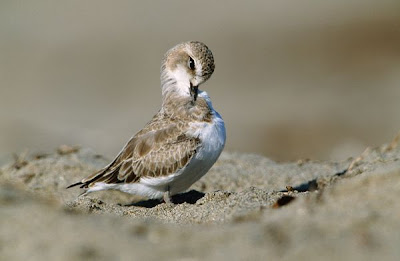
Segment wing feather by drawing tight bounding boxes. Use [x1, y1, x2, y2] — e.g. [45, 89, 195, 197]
[76, 118, 200, 188]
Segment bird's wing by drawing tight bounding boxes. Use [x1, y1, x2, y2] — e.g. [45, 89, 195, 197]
[68, 117, 200, 189]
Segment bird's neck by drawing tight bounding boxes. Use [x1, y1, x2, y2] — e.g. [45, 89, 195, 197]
[160, 69, 195, 107]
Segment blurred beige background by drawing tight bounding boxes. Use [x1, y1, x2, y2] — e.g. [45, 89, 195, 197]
[1, 0, 400, 163]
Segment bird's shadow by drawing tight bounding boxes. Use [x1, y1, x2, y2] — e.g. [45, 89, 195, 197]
[127, 190, 205, 208]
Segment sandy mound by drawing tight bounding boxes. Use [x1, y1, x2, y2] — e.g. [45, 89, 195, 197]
[1, 140, 400, 260]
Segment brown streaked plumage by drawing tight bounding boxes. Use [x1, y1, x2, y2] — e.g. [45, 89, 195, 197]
[68, 41, 225, 203]
[73, 96, 208, 188]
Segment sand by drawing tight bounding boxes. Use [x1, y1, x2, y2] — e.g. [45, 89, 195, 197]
[1, 138, 400, 260]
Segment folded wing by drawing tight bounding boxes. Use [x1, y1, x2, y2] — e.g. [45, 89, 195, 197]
[69, 119, 200, 189]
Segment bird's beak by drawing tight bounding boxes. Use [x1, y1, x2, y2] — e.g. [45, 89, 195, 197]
[190, 82, 198, 101]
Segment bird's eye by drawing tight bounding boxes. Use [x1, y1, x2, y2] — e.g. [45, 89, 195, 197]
[188, 57, 195, 70]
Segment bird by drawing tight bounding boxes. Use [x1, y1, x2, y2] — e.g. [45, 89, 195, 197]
[67, 41, 226, 204]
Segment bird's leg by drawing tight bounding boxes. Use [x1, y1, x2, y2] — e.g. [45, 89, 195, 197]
[163, 186, 173, 204]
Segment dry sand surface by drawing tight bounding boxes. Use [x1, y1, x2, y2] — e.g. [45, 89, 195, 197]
[1, 134, 400, 260]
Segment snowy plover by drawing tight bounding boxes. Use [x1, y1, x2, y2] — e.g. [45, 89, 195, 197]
[68, 41, 226, 203]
